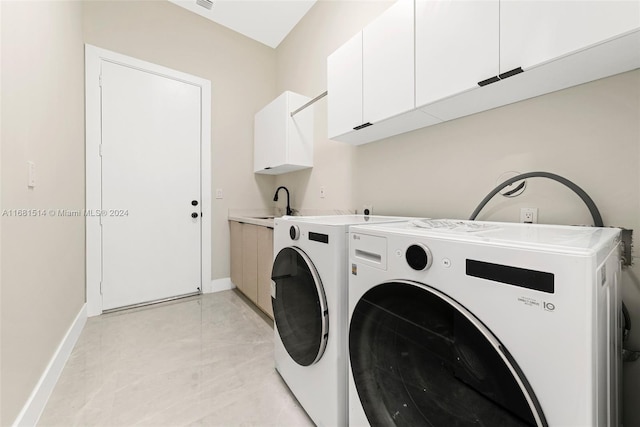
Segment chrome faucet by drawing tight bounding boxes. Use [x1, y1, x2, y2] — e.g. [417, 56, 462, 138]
[273, 186, 293, 216]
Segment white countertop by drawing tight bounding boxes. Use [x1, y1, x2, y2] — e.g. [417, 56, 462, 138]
[228, 215, 275, 228]
[228, 208, 276, 228]
[228, 208, 357, 228]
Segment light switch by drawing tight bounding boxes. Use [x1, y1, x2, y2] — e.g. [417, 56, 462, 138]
[215, 189, 223, 199]
[27, 161, 36, 188]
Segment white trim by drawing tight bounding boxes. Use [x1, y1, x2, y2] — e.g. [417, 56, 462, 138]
[200, 74, 212, 299]
[204, 277, 236, 294]
[85, 45, 102, 317]
[12, 304, 87, 427]
[85, 44, 213, 317]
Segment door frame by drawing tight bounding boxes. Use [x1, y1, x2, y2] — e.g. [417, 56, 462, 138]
[85, 44, 212, 316]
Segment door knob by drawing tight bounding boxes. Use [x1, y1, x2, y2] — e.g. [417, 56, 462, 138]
[192, 200, 198, 206]
[191, 212, 199, 219]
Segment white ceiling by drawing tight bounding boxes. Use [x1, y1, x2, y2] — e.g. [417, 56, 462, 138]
[168, 0, 317, 48]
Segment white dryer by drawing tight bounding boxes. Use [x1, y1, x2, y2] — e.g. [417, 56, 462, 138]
[348, 219, 622, 427]
[271, 215, 409, 427]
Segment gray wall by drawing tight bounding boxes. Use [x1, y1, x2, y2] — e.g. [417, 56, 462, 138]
[274, 0, 640, 424]
[0, 1, 85, 424]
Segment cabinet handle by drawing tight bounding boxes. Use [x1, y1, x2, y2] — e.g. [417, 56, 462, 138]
[478, 76, 500, 87]
[478, 67, 524, 87]
[353, 122, 373, 131]
[498, 67, 524, 80]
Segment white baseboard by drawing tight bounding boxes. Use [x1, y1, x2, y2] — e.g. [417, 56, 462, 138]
[13, 304, 87, 427]
[203, 277, 235, 294]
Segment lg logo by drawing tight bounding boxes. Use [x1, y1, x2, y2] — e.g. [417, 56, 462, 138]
[543, 302, 556, 312]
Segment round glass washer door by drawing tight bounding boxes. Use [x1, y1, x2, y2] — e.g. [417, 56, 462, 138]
[349, 281, 547, 427]
[271, 246, 328, 367]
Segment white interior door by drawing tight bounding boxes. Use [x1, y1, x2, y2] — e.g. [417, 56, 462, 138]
[100, 60, 202, 310]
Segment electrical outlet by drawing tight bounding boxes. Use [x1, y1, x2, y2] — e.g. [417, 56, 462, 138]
[520, 208, 538, 224]
[320, 186, 326, 198]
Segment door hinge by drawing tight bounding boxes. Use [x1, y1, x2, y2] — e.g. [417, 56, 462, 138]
[99, 281, 103, 295]
[99, 74, 103, 87]
[99, 144, 103, 157]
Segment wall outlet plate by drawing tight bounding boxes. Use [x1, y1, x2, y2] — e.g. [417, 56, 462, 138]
[520, 207, 538, 223]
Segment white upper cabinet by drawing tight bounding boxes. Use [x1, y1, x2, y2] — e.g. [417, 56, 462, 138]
[327, 0, 640, 145]
[254, 91, 313, 175]
[420, 0, 640, 121]
[328, 0, 430, 143]
[327, 32, 363, 139]
[363, 0, 415, 123]
[415, 0, 499, 108]
[500, 0, 640, 73]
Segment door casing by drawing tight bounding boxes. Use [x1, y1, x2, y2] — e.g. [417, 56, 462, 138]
[85, 44, 212, 316]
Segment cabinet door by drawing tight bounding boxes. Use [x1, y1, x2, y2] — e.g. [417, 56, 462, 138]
[241, 223, 258, 303]
[363, 0, 414, 123]
[500, 0, 640, 73]
[229, 221, 243, 290]
[254, 94, 286, 172]
[257, 227, 274, 319]
[415, 0, 499, 108]
[327, 31, 363, 138]
[286, 92, 314, 171]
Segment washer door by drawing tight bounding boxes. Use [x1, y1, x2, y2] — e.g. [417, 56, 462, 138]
[271, 246, 328, 366]
[349, 281, 546, 427]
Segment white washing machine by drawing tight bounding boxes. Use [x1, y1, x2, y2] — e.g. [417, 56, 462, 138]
[271, 215, 410, 427]
[348, 219, 622, 427]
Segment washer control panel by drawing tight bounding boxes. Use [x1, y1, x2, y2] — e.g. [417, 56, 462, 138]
[406, 244, 433, 271]
[289, 225, 300, 240]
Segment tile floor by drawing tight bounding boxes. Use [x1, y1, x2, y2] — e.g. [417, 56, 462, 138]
[38, 290, 314, 426]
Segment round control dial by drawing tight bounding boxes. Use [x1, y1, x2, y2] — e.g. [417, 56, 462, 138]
[289, 225, 300, 241]
[406, 244, 432, 271]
